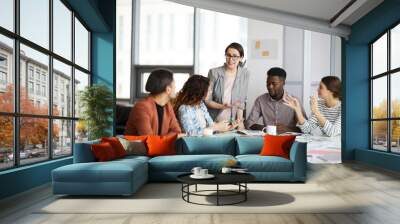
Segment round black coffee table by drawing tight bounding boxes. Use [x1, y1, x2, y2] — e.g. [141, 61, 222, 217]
[177, 173, 255, 206]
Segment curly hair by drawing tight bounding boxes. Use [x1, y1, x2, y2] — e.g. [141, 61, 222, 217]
[173, 75, 210, 115]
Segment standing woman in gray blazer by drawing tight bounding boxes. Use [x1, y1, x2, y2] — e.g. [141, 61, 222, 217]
[205, 42, 250, 129]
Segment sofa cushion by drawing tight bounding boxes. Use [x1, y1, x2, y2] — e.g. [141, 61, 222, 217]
[235, 136, 263, 155]
[148, 154, 235, 172]
[236, 155, 293, 172]
[147, 134, 177, 157]
[53, 157, 148, 183]
[91, 142, 118, 161]
[74, 140, 100, 163]
[101, 137, 127, 158]
[177, 136, 236, 155]
[260, 134, 296, 159]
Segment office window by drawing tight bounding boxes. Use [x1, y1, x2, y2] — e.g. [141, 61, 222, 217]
[19, 117, 49, 165]
[370, 23, 400, 154]
[391, 24, 400, 70]
[0, 116, 13, 170]
[0, 55, 7, 67]
[28, 81, 34, 94]
[35, 84, 40, 95]
[140, 72, 190, 94]
[75, 18, 89, 70]
[116, 0, 132, 99]
[0, 34, 13, 113]
[53, 59, 72, 117]
[53, 0, 72, 60]
[123, 0, 249, 99]
[53, 119, 72, 158]
[74, 69, 89, 118]
[0, 1, 91, 170]
[28, 67, 34, 80]
[20, 44, 49, 115]
[138, 0, 194, 65]
[197, 9, 248, 76]
[20, 0, 49, 49]
[0, 0, 13, 31]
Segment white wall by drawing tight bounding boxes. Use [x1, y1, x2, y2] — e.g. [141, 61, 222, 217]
[246, 20, 283, 114]
[245, 23, 342, 117]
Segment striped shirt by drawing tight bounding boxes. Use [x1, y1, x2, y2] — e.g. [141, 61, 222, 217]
[298, 100, 341, 137]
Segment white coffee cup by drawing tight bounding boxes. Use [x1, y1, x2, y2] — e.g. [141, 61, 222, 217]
[221, 167, 232, 174]
[203, 128, 214, 136]
[199, 169, 208, 176]
[191, 167, 202, 176]
[264, 125, 277, 135]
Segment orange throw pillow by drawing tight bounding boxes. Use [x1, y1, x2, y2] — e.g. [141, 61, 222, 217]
[260, 134, 296, 159]
[91, 142, 117, 161]
[146, 134, 177, 157]
[101, 137, 127, 158]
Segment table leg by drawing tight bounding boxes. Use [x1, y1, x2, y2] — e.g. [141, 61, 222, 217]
[245, 183, 247, 201]
[217, 184, 219, 206]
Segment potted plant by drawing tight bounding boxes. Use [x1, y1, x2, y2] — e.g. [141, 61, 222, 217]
[79, 84, 114, 140]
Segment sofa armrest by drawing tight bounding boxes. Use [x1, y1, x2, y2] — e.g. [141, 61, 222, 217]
[73, 140, 100, 163]
[289, 141, 307, 181]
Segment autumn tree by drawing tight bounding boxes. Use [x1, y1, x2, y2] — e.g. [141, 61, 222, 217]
[0, 84, 60, 152]
[372, 99, 400, 143]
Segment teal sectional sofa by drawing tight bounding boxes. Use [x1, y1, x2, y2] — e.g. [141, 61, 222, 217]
[52, 136, 307, 196]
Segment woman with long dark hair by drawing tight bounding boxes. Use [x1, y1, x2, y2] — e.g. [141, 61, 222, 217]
[174, 75, 236, 136]
[284, 76, 342, 137]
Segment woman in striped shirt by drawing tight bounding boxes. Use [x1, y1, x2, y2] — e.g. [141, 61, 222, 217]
[284, 76, 341, 137]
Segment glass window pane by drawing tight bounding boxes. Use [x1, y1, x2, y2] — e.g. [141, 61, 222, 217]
[141, 72, 190, 94]
[75, 18, 89, 70]
[198, 9, 248, 76]
[0, 116, 14, 170]
[53, 0, 72, 60]
[20, 117, 49, 165]
[0, 0, 14, 31]
[116, 0, 132, 99]
[75, 120, 88, 143]
[391, 24, 400, 70]
[138, 0, 194, 65]
[372, 121, 388, 151]
[391, 120, 400, 153]
[74, 69, 89, 118]
[0, 34, 14, 113]
[20, 44, 49, 115]
[53, 59, 72, 117]
[391, 72, 400, 118]
[372, 77, 387, 119]
[20, 0, 49, 49]
[372, 33, 387, 76]
[53, 119, 72, 158]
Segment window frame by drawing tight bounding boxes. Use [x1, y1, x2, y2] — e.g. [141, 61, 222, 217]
[0, 0, 92, 171]
[370, 20, 400, 154]
[130, 0, 196, 101]
[135, 65, 193, 98]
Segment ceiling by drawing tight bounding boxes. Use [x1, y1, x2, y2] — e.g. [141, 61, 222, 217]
[221, 0, 383, 26]
[168, 0, 384, 37]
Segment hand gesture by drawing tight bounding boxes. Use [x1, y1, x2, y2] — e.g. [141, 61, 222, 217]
[310, 95, 320, 115]
[283, 95, 301, 111]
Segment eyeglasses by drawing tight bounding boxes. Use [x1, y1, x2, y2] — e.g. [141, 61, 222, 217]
[225, 54, 241, 61]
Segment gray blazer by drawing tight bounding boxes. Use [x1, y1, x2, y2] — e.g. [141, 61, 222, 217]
[207, 64, 250, 120]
